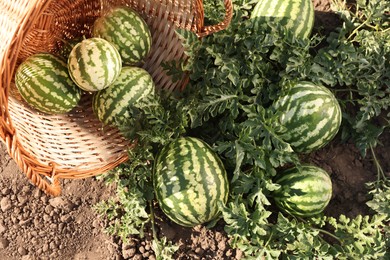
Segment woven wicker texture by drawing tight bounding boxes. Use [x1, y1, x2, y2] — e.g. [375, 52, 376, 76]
[0, 0, 233, 195]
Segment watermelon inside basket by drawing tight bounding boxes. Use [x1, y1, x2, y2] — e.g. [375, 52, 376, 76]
[0, 0, 233, 196]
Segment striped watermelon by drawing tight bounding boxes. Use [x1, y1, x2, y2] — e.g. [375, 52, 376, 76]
[92, 6, 152, 65]
[272, 165, 333, 217]
[14, 53, 82, 114]
[92, 66, 155, 125]
[251, 0, 315, 38]
[67, 37, 122, 92]
[154, 137, 229, 227]
[272, 81, 342, 153]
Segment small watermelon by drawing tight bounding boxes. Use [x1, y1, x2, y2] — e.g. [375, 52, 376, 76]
[272, 81, 342, 153]
[14, 53, 82, 114]
[154, 137, 229, 227]
[67, 37, 122, 92]
[92, 6, 152, 65]
[251, 0, 315, 38]
[272, 165, 333, 217]
[92, 66, 155, 125]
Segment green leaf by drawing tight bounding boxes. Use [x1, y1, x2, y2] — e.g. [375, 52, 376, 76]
[94, 165, 151, 241]
[366, 179, 390, 219]
[152, 237, 179, 260]
[221, 197, 272, 243]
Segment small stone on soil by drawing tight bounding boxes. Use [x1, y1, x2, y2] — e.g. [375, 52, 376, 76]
[18, 246, 28, 256]
[0, 237, 9, 249]
[1, 197, 12, 211]
[0, 223, 6, 233]
[123, 247, 137, 258]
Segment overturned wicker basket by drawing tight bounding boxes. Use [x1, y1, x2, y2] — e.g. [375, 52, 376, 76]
[0, 0, 233, 196]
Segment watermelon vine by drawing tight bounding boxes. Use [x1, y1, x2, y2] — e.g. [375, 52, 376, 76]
[94, 0, 390, 259]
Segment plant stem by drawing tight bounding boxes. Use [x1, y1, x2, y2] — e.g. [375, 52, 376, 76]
[149, 200, 158, 240]
[297, 215, 343, 246]
[312, 228, 343, 245]
[264, 230, 274, 248]
[382, 28, 390, 34]
[334, 88, 360, 93]
[370, 145, 387, 186]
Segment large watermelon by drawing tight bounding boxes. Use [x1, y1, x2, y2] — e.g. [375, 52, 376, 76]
[92, 6, 152, 65]
[154, 137, 229, 227]
[67, 37, 122, 92]
[92, 66, 155, 126]
[251, 0, 315, 38]
[14, 53, 82, 114]
[272, 165, 333, 217]
[272, 81, 342, 153]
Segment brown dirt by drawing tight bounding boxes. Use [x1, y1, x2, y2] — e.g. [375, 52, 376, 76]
[1, 0, 389, 259]
[1, 132, 389, 259]
[0, 142, 120, 260]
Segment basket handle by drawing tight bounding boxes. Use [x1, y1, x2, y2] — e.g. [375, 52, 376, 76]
[4, 135, 61, 196]
[33, 174, 61, 196]
[43, 162, 62, 196]
[196, 0, 233, 37]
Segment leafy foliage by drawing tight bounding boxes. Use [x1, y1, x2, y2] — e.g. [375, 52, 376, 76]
[94, 165, 150, 241]
[366, 183, 390, 218]
[222, 209, 389, 259]
[95, 0, 390, 258]
[311, 0, 390, 156]
[95, 92, 188, 256]
[365, 145, 390, 220]
[327, 214, 388, 259]
[151, 236, 180, 260]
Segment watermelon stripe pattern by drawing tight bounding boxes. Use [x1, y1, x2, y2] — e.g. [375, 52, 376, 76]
[273, 81, 342, 153]
[273, 165, 332, 217]
[68, 38, 122, 92]
[92, 66, 155, 125]
[154, 137, 229, 227]
[15, 53, 81, 114]
[92, 6, 152, 65]
[251, 0, 315, 38]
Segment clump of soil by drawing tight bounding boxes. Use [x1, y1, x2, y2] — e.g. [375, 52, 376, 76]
[0, 145, 120, 259]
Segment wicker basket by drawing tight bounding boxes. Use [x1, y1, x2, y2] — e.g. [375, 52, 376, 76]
[0, 0, 233, 196]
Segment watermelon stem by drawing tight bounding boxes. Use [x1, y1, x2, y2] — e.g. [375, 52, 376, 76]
[149, 200, 158, 241]
[333, 88, 360, 93]
[370, 145, 387, 187]
[264, 229, 274, 248]
[347, 17, 372, 41]
[296, 214, 343, 245]
[312, 228, 343, 245]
